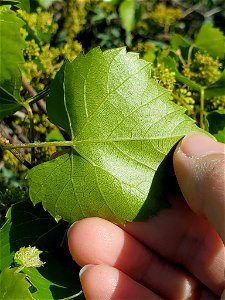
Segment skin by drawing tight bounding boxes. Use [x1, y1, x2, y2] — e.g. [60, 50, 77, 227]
[68, 133, 225, 300]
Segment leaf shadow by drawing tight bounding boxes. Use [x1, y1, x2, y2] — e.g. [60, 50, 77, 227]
[133, 145, 179, 221]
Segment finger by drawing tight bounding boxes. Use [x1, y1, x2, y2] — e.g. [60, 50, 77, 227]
[173, 132, 225, 242]
[68, 218, 203, 299]
[125, 196, 225, 296]
[79, 264, 162, 300]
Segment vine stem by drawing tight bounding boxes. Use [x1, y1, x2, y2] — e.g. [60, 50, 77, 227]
[0, 134, 31, 169]
[187, 43, 195, 66]
[4, 140, 73, 149]
[27, 87, 50, 106]
[200, 87, 205, 129]
[22, 101, 35, 165]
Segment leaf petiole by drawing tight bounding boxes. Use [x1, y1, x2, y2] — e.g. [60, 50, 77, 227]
[22, 101, 35, 165]
[4, 141, 73, 149]
[60, 290, 83, 300]
[187, 43, 195, 66]
[27, 87, 50, 105]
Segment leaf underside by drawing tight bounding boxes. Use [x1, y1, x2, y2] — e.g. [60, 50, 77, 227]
[27, 47, 199, 224]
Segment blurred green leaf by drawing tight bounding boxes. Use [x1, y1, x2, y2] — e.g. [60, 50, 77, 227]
[195, 23, 225, 58]
[171, 33, 190, 50]
[205, 69, 225, 99]
[205, 110, 225, 143]
[17, 0, 30, 11]
[38, 0, 57, 9]
[104, 0, 121, 4]
[143, 49, 156, 63]
[119, 0, 135, 46]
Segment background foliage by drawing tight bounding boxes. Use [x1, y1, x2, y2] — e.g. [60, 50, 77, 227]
[0, 0, 225, 299]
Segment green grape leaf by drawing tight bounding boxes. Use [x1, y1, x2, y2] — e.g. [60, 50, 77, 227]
[0, 201, 68, 271]
[0, 201, 83, 299]
[0, 267, 33, 300]
[24, 256, 83, 300]
[205, 111, 225, 143]
[195, 23, 225, 58]
[0, 87, 21, 118]
[27, 47, 200, 224]
[0, 5, 25, 117]
[162, 56, 202, 91]
[17, 0, 30, 12]
[0, 216, 12, 271]
[205, 69, 225, 99]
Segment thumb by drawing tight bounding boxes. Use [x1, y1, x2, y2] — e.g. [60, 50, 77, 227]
[173, 132, 225, 243]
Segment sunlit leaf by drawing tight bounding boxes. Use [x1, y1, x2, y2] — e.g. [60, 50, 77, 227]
[27, 48, 200, 224]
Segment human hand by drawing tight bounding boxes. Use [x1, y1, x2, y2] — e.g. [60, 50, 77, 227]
[68, 133, 225, 299]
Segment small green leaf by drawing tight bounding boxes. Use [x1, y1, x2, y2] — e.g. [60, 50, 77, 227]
[0, 201, 68, 272]
[0, 267, 33, 300]
[46, 129, 65, 142]
[15, 246, 44, 269]
[195, 23, 225, 58]
[24, 255, 83, 300]
[0, 201, 83, 299]
[205, 69, 225, 99]
[171, 33, 190, 50]
[119, 0, 136, 46]
[205, 110, 225, 143]
[143, 48, 156, 63]
[28, 48, 201, 224]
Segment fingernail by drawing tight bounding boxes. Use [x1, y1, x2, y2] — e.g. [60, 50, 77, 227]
[180, 132, 225, 158]
[79, 264, 94, 278]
